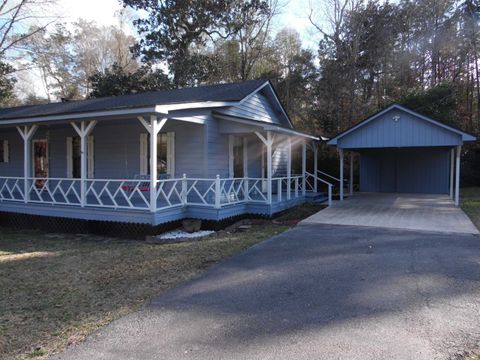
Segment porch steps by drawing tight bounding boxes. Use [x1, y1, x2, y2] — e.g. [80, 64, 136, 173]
[305, 192, 329, 204]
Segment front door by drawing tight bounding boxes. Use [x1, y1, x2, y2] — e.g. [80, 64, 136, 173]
[32, 139, 48, 187]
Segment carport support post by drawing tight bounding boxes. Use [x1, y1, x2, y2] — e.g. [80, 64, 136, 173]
[71, 120, 97, 207]
[349, 152, 353, 196]
[302, 140, 306, 196]
[455, 145, 461, 206]
[339, 148, 344, 201]
[16, 125, 38, 203]
[450, 148, 455, 199]
[138, 115, 167, 212]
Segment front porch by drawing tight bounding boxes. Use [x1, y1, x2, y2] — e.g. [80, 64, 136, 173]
[0, 115, 331, 226]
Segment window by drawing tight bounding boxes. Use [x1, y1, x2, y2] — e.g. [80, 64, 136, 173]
[229, 136, 247, 178]
[72, 137, 81, 178]
[140, 132, 175, 176]
[0, 140, 8, 163]
[66, 136, 94, 178]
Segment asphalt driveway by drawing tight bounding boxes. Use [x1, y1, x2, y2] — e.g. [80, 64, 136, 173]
[56, 223, 480, 360]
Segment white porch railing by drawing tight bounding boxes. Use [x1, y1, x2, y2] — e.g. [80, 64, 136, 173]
[0, 174, 329, 212]
[0, 177, 25, 202]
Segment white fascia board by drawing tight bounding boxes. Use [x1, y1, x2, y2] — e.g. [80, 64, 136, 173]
[155, 101, 239, 113]
[168, 116, 206, 125]
[262, 125, 320, 140]
[215, 113, 319, 140]
[0, 106, 158, 126]
[238, 82, 269, 105]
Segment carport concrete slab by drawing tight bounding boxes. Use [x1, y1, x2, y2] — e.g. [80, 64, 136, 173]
[304, 193, 479, 234]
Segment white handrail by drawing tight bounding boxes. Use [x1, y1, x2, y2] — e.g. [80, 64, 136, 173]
[305, 172, 333, 207]
[316, 170, 348, 183]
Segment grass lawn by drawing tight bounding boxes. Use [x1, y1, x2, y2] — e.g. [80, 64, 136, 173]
[0, 205, 326, 359]
[461, 187, 480, 230]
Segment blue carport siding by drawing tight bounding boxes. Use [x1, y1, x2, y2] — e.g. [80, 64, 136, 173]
[359, 147, 451, 194]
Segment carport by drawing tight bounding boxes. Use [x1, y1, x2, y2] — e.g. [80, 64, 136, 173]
[328, 104, 476, 205]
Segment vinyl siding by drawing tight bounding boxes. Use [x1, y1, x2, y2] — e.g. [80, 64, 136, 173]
[218, 92, 288, 126]
[338, 108, 463, 149]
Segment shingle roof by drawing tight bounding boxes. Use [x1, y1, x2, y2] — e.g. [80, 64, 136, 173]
[0, 79, 267, 121]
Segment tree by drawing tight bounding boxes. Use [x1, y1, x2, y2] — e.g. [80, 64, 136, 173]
[22, 19, 139, 100]
[122, 0, 277, 85]
[72, 19, 138, 94]
[88, 63, 172, 98]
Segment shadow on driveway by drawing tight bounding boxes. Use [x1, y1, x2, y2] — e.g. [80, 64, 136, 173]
[56, 224, 480, 360]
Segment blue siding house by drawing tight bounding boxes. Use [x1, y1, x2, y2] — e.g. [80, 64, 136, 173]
[328, 104, 476, 205]
[0, 80, 329, 227]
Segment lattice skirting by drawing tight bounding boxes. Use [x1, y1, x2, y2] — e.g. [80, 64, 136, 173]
[0, 211, 268, 239]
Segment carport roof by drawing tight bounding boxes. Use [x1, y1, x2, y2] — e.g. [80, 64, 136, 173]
[328, 104, 476, 147]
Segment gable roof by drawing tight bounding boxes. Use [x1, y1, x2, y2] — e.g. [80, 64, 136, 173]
[328, 103, 476, 145]
[0, 79, 267, 121]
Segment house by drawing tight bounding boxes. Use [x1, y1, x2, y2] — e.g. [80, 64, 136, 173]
[0, 80, 330, 230]
[328, 104, 477, 205]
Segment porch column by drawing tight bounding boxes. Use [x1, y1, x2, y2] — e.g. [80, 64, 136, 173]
[138, 115, 167, 212]
[255, 131, 273, 204]
[302, 140, 306, 196]
[16, 125, 38, 203]
[71, 120, 97, 207]
[349, 152, 354, 196]
[455, 145, 461, 206]
[313, 144, 318, 193]
[339, 148, 344, 201]
[450, 148, 455, 199]
[287, 137, 292, 200]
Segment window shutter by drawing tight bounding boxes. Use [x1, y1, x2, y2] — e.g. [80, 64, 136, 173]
[87, 136, 94, 178]
[140, 133, 148, 175]
[3, 140, 8, 163]
[66, 137, 73, 177]
[167, 132, 175, 176]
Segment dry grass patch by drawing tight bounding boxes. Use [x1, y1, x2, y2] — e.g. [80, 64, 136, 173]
[0, 222, 289, 359]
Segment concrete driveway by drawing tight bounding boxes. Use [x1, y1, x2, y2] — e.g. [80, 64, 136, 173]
[305, 193, 479, 234]
[56, 223, 480, 360]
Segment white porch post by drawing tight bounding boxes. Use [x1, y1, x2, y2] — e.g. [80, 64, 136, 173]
[16, 125, 38, 203]
[313, 144, 318, 193]
[138, 115, 167, 212]
[255, 131, 273, 204]
[349, 152, 354, 196]
[287, 137, 292, 200]
[301, 140, 306, 196]
[266, 131, 273, 204]
[450, 148, 455, 199]
[71, 120, 97, 207]
[455, 145, 461, 206]
[339, 148, 344, 201]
